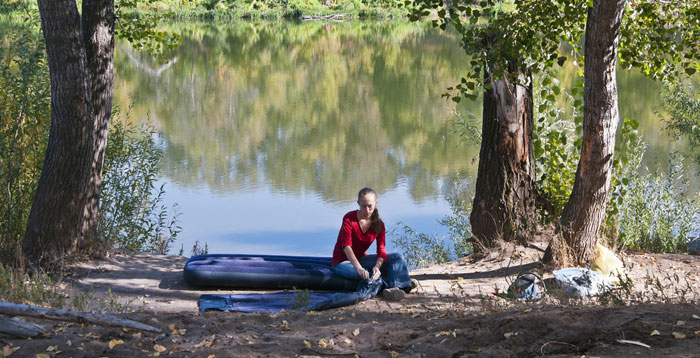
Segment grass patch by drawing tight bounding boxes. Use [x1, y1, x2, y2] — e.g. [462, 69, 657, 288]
[0, 264, 66, 308]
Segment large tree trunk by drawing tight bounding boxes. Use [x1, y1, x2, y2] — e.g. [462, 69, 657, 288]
[24, 0, 95, 267]
[469, 65, 536, 252]
[544, 0, 627, 267]
[79, 0, 115, 251]
[24, 0, 115, 267]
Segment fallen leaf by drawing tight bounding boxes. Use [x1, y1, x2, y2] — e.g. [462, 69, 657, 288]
[343, 338, 353, 345]
[154, 344, 167, 352]
[353, 328, 360, 336]
[390, 351, 399, 357]
[693, 314, 700, 320]
[650, 330, 660, 336]
[150, 318, 159, 322]
[282, 325, 291, 331]
[3, 345, 20, 357]
[672, 332, 686, 339]
[268, 313, 276, 318]
[66, 341, 72, 347]
[303, 340, 311, 348]
[503, 332, 519, 338]
[207, 355, 215, 358]
[676, 321, 686, 326]
[46, 346, 58, 352]
[179, 328, 187, 335]
[307, 311, 315, 315]
[318, 339, 328, 348]
[133, 332, 142, 339]
[109, 339, 124, 349]
[36, 354, 49, 358]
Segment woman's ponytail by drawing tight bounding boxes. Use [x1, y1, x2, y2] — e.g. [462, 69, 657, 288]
[370, 208, 383, 233]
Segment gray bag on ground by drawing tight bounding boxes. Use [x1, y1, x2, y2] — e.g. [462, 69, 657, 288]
[553, 268, 610, 297]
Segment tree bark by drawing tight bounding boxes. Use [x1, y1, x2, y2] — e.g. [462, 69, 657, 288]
[80, 0, 115, 251]
[469, 65, 537, 252]
[544, 0, 627, 267]
[24, 0, 94, 267]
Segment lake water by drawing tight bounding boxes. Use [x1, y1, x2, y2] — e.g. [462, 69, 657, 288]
[113, 20, 684, 257]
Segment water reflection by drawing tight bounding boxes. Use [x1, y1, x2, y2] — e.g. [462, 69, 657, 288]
[114, 20, 480, 204]
[113, 20, 683, 255]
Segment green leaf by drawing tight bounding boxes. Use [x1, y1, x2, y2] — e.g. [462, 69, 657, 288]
[685, 67, 696, 76]
[557, 56, 567, 66]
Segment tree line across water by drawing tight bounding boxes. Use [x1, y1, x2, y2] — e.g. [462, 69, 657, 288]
[2, 0, 700, 274]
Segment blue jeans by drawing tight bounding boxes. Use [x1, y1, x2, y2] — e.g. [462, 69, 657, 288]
[330, 253, 412, 290]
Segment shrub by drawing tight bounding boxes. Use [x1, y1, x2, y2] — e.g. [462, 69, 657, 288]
[97, 114, 181, 254]
[0, 25, 50, 265]
[615, 151, 700, 253]
[660, 80, 700, 162]
[392, 181, 473, 268]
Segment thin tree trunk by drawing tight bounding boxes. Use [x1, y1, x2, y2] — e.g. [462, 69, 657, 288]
[544, 0, 627, 267]
[79, 0, 115, 251]
[470, 65, 536, 252]
[24, 0, 94, 267]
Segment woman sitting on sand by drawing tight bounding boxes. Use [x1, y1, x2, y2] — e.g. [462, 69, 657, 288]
[330, 187, 416, 300]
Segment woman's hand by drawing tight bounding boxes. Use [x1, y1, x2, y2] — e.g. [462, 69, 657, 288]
[355, 266, 370, 280]
[371, 266, 381, 281]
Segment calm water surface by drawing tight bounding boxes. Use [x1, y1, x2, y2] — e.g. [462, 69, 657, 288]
[113, 20, 681, 256]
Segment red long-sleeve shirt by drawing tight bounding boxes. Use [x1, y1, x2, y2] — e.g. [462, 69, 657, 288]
[331, 210, 387, 266]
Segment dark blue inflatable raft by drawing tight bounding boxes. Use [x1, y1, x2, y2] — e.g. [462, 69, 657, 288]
[183, 254, 358, 291]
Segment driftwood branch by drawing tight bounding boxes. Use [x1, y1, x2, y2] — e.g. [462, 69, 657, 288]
[0, 316, 46, 338]
[0, 302, 161, 333]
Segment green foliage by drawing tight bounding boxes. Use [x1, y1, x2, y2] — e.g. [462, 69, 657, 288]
[287, 287, 311, 310]
[105, 0, 408, 19]
[619, 1, 700, 81]
[439, 182, 474, 259]
[117, 1, 183, 54]
[660, 81, 700, 162]
[393, 182, 473, 268]
[392, 223, 452, 268]
[0, 25, 50, 264]
[533, 72, 582, 220]
[191, 240, 209, 256]
[407, 0, 587, 101]
[604, 117, 644, 238]
[0, 264, 66, 308]
[451, 109, 481, 146]
[98, 115, 181, 254]
[614, 152, 700, 253]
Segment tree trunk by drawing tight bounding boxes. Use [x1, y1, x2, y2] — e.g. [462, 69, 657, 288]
[24, 0, 94, 267]
[79, 0, 115, 251]
[544, 0, 627, 267]
[469, 65, 536, 252]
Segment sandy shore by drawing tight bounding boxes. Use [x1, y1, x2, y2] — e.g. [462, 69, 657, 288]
[3, 243, 700, 357]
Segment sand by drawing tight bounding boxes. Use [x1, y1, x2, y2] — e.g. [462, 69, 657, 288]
[2, 242, 700, 357]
